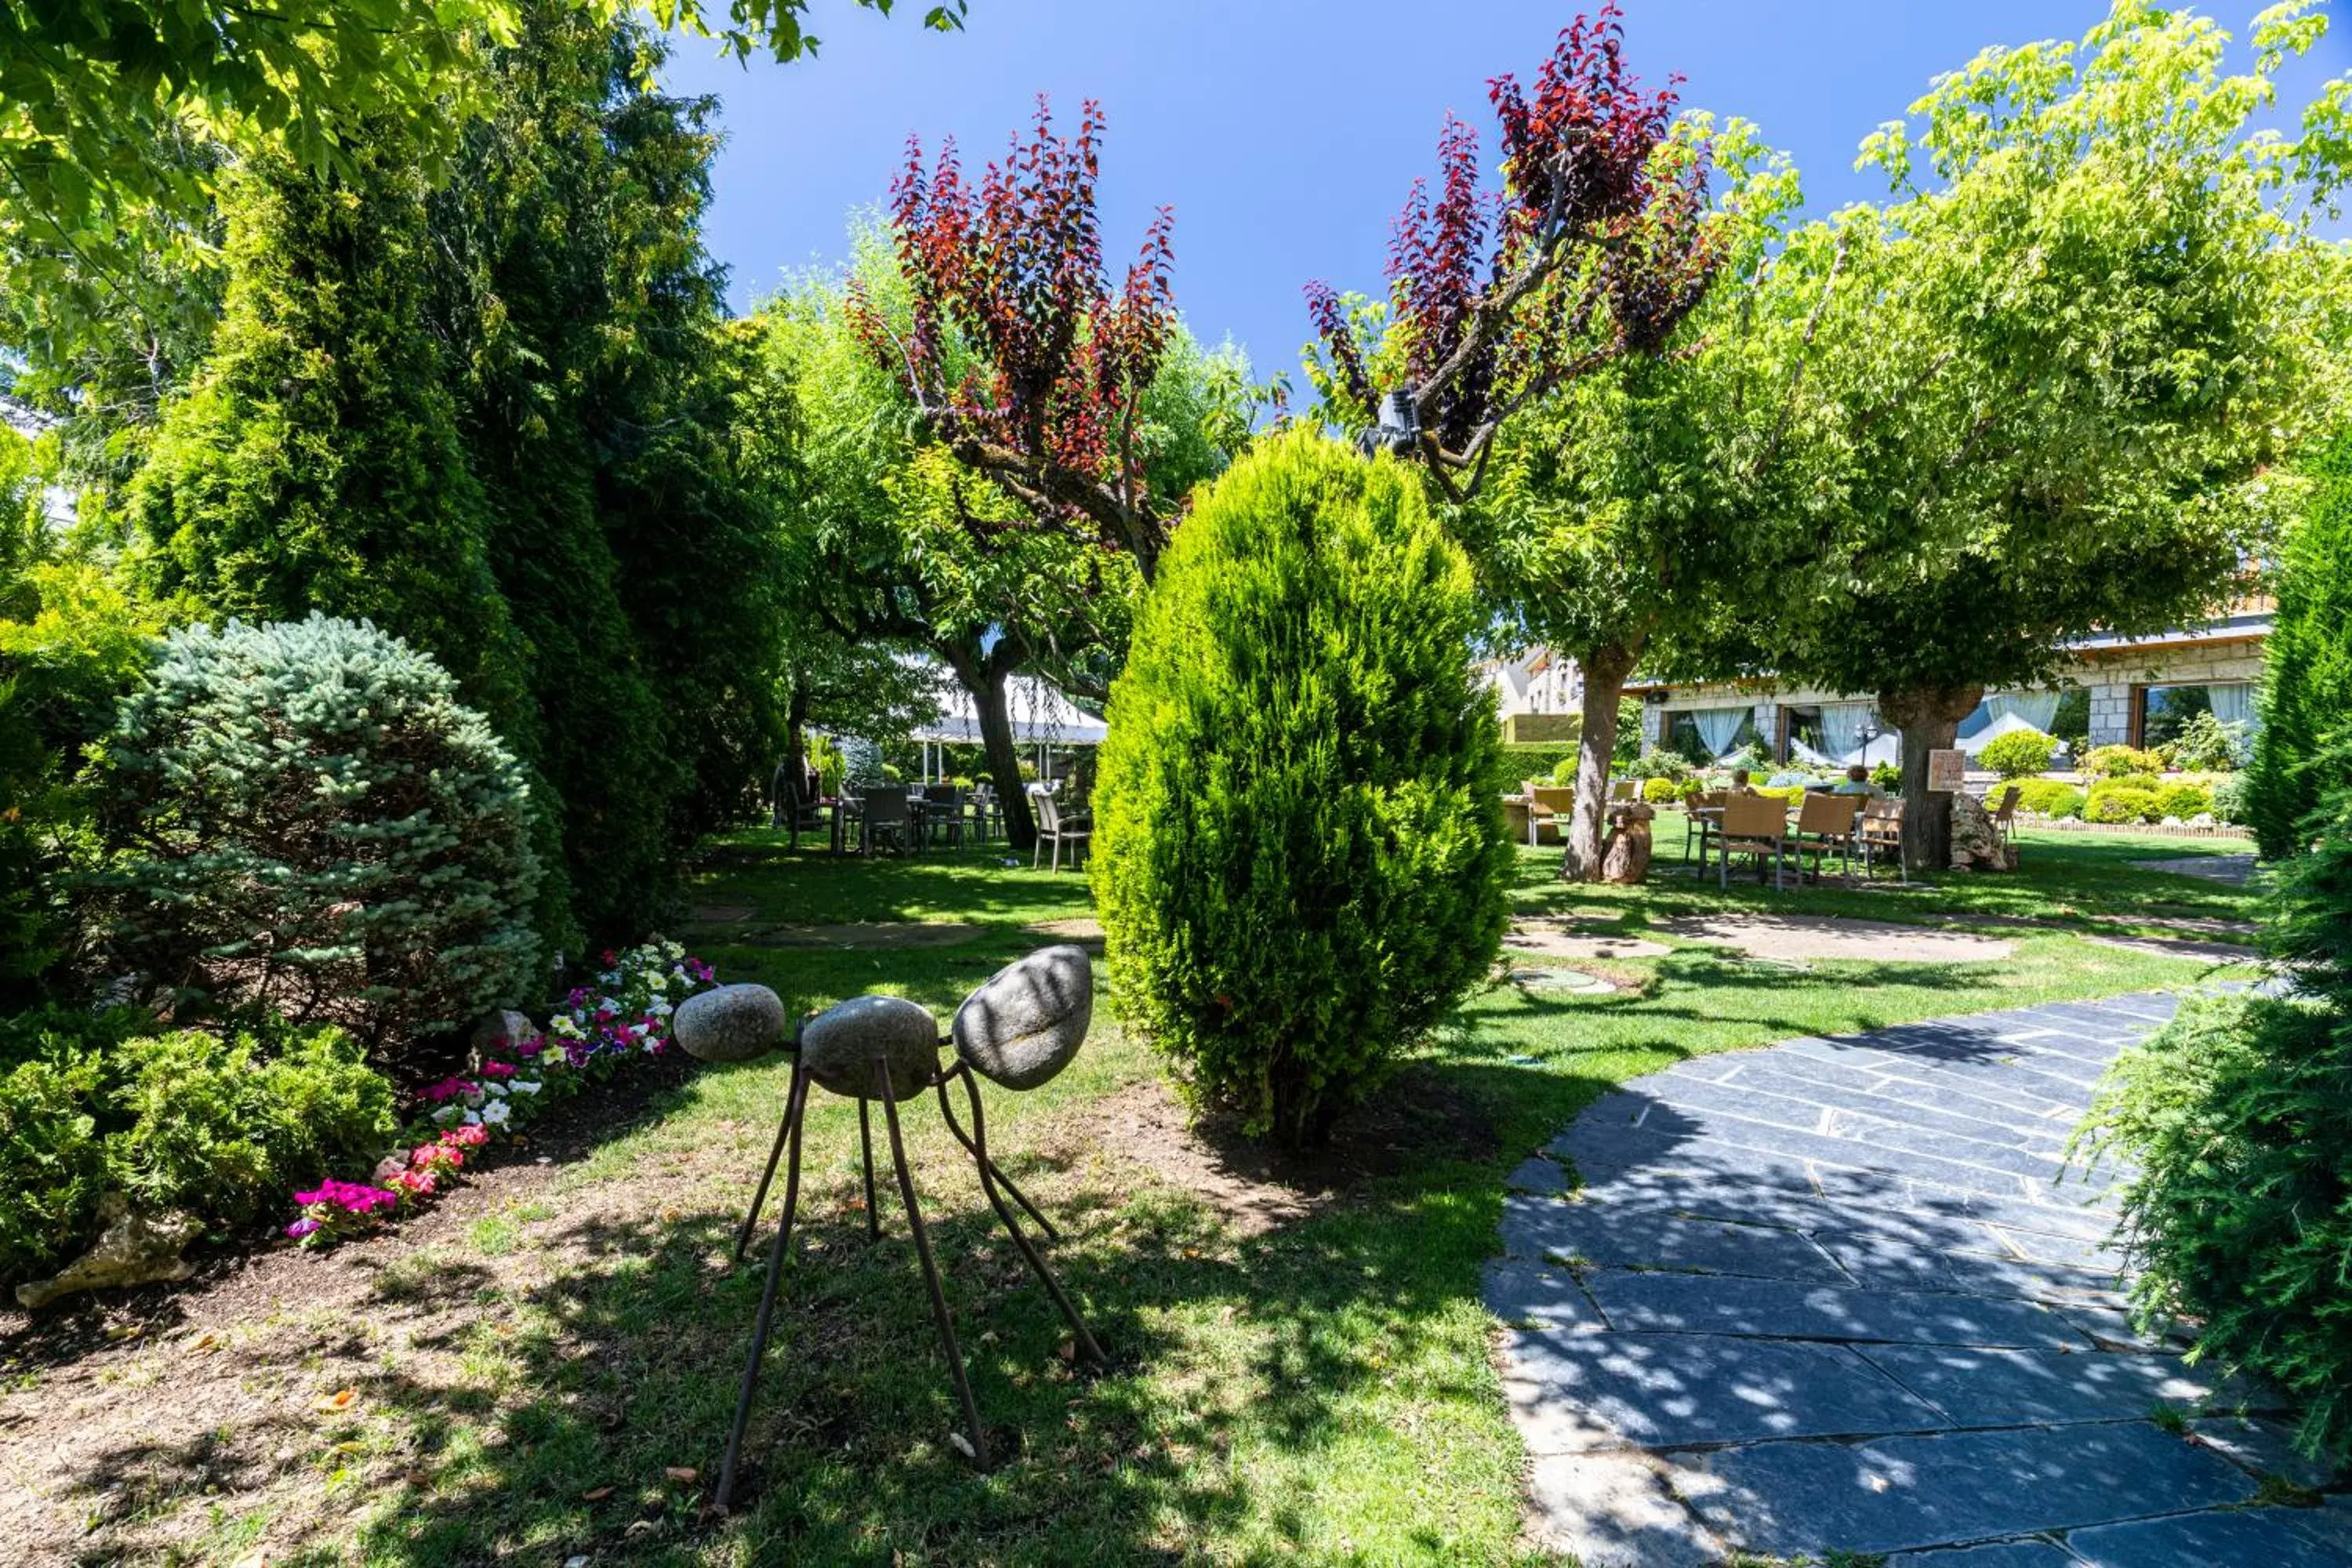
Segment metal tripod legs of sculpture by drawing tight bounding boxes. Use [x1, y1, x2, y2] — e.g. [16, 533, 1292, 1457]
[713, 1051, 1107, 1512]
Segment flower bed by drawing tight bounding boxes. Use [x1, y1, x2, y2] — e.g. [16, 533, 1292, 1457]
[282, 940, 718, 1246]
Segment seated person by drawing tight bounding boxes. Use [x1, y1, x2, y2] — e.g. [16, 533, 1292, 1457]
[1728, 768, 1759, 795]
[1831, 764, 1882, 797]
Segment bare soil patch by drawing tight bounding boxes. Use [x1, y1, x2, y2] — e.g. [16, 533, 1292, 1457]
[1664, 913, 2014, 964]
[1024, 915, 1105, 950]
[1087, 1071, 1500, 1240]
[1504, 919, 1669, 962]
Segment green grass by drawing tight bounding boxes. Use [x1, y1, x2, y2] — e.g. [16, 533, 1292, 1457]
[143, 830, 2266, 1565]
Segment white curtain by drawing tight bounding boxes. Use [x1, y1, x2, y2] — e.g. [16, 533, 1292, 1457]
[1986, 690, 2063, 733]
[1817, 702, 1873, 762]
[1692, 706, 1747, 760]
[2208, 683, 2258, 731]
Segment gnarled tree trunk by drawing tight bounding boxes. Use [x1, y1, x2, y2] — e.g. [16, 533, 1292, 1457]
[1561, 641, 1639, 882]
[1878, 684, 1983, 875]
[946, 637, 1037, 852]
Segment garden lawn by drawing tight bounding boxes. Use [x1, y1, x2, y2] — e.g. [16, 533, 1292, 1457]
[0, 829, 2263, 1566]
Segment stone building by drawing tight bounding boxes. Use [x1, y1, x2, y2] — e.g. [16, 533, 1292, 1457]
[1606, 604, 2271, 768]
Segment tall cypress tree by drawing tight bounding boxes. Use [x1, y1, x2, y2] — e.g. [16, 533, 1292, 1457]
[122, 138, 531, 741]
[2249, 431, 2352, 858]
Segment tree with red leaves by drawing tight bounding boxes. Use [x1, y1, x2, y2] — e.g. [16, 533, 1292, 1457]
[1306, 5, 1722, 505]
[851, 97, 1188, 581]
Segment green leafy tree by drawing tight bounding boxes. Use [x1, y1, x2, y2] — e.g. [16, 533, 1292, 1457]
[1093, 430, 1512, 1149]
[1750, 2, 2349, 869]
[2249, 430, 2352, 857]
[1470, 118, 1799, 880]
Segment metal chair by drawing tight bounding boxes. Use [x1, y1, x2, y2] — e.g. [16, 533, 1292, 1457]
[1718, 792, 1793, 891]
[1029, 785, 1091, 872]
[921, 784, 964, 850]
[860, 786, 912, 855]
[774, 775, 829, 850]
[1682, 789, 1729, 867]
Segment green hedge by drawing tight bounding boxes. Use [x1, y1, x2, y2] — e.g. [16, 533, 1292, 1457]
[2086, 782, 2161, 823]
[1499, 742, 1581, 786]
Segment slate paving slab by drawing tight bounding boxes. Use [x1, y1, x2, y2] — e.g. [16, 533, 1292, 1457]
[1490, 991, 2352, 1566]
[1678, 1422, 2256, 1556]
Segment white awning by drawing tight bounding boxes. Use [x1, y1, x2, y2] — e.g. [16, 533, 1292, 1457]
[904, 659, 1107, 746]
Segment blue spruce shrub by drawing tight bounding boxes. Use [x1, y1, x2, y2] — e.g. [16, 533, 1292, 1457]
[1093, 431, 1512, 1147]
[90, 615, 541, 1053]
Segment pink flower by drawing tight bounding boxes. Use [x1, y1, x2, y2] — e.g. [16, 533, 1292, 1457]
[285, 1217, 321, 1240]
[515, 1035, 545, 1058]
[480, 1061, 517, 1080]
[418, 1076, 477, 1105]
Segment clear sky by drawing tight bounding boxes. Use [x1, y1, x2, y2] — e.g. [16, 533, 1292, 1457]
[659, 0, 2350, 380]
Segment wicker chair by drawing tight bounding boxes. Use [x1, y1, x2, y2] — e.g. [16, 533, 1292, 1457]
[1718, 792, 1793, 891]
[1682, 789, 1729, 867]
[860, 786, 912, 855]
[1790, 791, 1864, 880]
[1858, 797, 1907, 884]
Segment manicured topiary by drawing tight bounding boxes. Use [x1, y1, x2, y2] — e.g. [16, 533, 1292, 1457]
[2086, 782, 2161, 823]
[1094, 431, 1512, 1148]
[1977, 728, 2057, 779]
[2249, 431, 2352, 858]
[2156, 781, 2212, 822]
[1642, 776, 1682, 805]
[2012, 779, 2085, 819]
[89, 615, 542, 1053]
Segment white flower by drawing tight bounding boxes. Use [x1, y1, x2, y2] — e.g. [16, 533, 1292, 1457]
[510, 1080, 542, 1095]
[432, 1105, 459, 1126]
[465, 1088, 487, 1108]
[647, 971, 667, 993]
[481, 1100, 511, 1126]
[461, 1109, 482, 1127]
[648, 997, 673, 1018]
[550, 1015, 584, 1039]
[484, 1080, 508, 1097]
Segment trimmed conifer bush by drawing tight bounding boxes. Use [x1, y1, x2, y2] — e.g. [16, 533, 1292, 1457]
[89, 615, 542, 1052]
[2249, 430, 2352, 858]
[1093, 431, 1512, 1148]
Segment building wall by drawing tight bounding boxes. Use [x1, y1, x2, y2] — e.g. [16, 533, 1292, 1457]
[2078, 641, 2263, 748]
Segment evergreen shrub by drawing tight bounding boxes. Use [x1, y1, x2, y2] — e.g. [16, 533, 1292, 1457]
[0, 1008, 393, 1283]
[1977, 728, 2057, 779]
[2156, 781, 2212, 822]
[2085, 782, 2160, 823]
[1642, 776, 1682, 804]
[2082, 756, 2352, 1461]
[2249, 430, 2352, 857]
[2210, 772, 2249, 825]
[2013, 779, 2085, 818]
[1624, 748, 1693, 782]
[1094, 432, 1512, 1148]
[90, 615, 542, 1053]
[2082, 745, 2165, 782]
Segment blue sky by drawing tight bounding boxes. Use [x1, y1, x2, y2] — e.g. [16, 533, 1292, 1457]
[660, 1, 2350, 379]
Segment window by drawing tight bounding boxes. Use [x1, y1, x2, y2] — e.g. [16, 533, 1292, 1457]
[2137, 682, 2257, 752]
[1666, 708, 1765, 766]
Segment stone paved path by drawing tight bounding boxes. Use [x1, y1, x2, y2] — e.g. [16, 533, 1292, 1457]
[1487, 992, 2350, 1566]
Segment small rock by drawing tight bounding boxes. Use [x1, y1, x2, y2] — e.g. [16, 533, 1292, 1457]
[674, 983, 786, 1064]
[952, 945, 1092, 1091]
[470, 1008, 537, 1052]
[15, 1195, 200, 1309]
[798, 995, 941, 1101]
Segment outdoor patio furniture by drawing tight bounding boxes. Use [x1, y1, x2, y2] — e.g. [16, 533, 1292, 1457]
[1682, 789, 1730, 866]
[921, 783, 964, 849]
[1789, 790, 1864, 880]
[861, 786, 913, 855]
[1859, 797, 1907, 884]
[1521, 782, 1574, 846]
[775, 775, 830, 849]
[1717, 792, 1794, 891]
[1989, 783, 2022, 847]
[1030, 784, 1091, 872]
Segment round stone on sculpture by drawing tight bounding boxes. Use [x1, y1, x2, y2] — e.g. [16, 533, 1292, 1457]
[674, 983, 787, 1063]
[953, 944, 1092, 1091]
[799, 994, 942, 1101]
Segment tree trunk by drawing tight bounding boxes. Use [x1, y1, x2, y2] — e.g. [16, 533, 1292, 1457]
[779, 681, 811, 823]
[1878, 684, 1983, 875]
[1561, 643, 1639, 883]
[947, 639, 1036, 852]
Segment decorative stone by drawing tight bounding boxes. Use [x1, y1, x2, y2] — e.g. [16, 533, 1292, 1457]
[674, 982, 786, 1063]
[16, 1194, 199, 1309]
[1601, 802, 1654, 885]
[952, 944, 1092, 1091]
[471, 1008, 537, 1051]
[799, 994, 942, 1101]
[1949, 791, 2016, 871]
